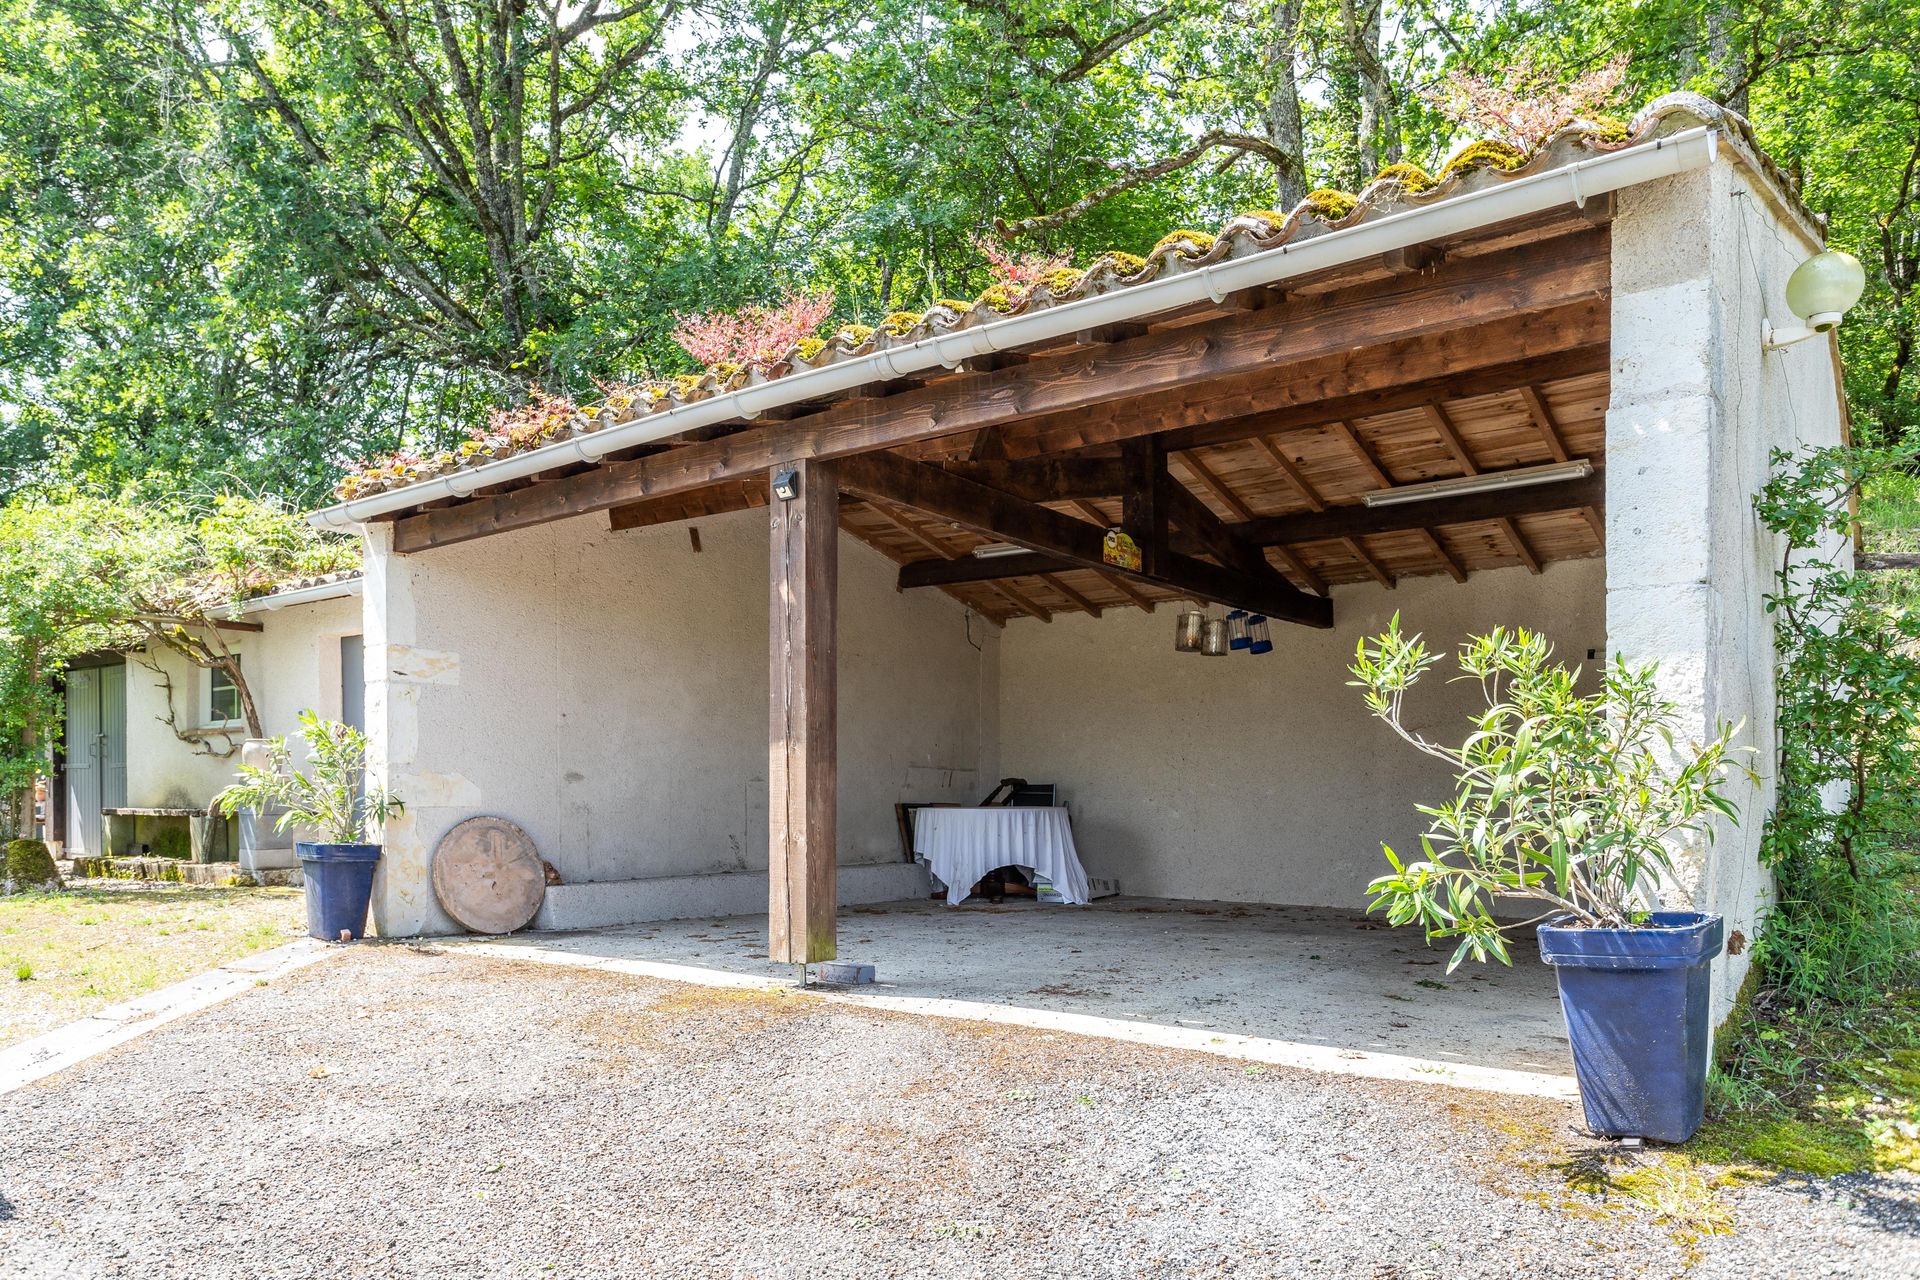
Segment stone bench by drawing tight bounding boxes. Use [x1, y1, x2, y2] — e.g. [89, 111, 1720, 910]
[101, 808, 237, 863]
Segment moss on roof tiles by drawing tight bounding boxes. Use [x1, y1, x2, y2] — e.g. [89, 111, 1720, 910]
[1150, 229, 1214, 256]
[1369, 162, 1437, 194]
[1439, 139, 1529, 179]
[337, 94, 1783, 508]
[1303, 188, 1360, 221]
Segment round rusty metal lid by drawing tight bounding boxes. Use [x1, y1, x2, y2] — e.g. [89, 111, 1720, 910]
[431, 816, 545, 935]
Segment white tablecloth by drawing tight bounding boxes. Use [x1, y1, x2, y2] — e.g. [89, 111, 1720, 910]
[912, 806, 1091, 906]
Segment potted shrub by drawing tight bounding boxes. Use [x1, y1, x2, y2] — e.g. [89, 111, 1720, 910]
[216, 712, 402, 942]
[1350, 619, 1749, 1142]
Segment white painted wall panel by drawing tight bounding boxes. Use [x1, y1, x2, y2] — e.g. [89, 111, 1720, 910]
[995, 561, 1607, 909]
[365, 507, 995, 936]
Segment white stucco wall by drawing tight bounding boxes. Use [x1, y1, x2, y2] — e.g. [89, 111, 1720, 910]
[996, 561, 1607, 908]
[363, 508, 994, 937]
[1606, 157, 1847, 1021]
[123, 594, 364, 808]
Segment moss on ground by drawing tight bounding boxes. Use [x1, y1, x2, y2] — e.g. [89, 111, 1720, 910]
[1691, 996, 1920, 1176]
[4, 839, 59, 890]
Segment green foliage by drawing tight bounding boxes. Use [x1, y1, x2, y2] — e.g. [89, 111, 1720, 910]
[1753, 445, 1920, 1002]
[3, 838, 58, 891]
[0, 492, 353, 834]
[1350, 617, 1749, 970]
[216, 712, 402, 846]
[0, 1, 1915, 497]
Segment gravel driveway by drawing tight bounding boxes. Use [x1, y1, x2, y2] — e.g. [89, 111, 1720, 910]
[0, 944, 1912, 1279]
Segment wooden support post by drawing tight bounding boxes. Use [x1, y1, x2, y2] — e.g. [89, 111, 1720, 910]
[1121, 436, 1170, 576]
[769, 459, 838, 967]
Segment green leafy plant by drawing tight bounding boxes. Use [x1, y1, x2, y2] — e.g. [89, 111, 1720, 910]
[1349, 618, 1749, 969]
[1753, 444, 1920, 1003]
[215, 712, 402, 846]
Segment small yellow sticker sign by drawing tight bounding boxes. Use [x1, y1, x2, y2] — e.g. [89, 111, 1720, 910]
[1102, 527, 1142, 571]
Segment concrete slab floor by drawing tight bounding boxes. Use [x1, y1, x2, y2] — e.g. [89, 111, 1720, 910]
[476, 896, 1574, 1076]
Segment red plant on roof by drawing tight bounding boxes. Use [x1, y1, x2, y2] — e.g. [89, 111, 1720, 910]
[672, 290, 835, 369]
[480, 385, 578, 450]
[1433, 54, 1629, 150]
[975, 235, 1070, 294]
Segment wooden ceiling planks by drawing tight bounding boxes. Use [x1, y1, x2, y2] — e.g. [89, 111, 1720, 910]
[603, 356, 1612, 612]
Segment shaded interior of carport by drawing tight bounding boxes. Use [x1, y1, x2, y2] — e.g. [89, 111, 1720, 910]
[360, 190, 1610, 1036]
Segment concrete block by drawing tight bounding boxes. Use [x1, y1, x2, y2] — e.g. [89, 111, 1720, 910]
[815, 961, 875, 985]
[1610, 170, 1714, 295]
[1603, 398, 1716, 587]
[1611, 280, 1717, 400]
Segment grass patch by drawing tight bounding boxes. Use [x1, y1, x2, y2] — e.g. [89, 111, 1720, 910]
[1861, 470, 1920, 554]
[1693, 994, 1920, 1175]
[0, 881, 305, 1048]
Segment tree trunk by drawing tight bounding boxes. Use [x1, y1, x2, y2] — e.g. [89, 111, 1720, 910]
[1709, 3, 1749, 115]
[1340, 0, 1398, 178]
[1263, 0, 1309, 208]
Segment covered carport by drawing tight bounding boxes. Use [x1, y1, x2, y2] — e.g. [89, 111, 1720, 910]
[309, 94, 1844, 1054]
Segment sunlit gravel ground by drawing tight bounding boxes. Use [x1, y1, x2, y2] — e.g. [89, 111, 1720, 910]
[0, 944, 1912, 1279]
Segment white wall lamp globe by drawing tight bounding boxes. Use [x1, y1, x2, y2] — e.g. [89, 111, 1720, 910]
[1763, 249, 1866, 350]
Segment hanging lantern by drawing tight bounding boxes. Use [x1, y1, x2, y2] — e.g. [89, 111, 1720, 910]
[1174, 606, 1205, 653]
[1247, 614, 1272, 655]
[1227, 609, 1250, 651]
[1201, 614, 1230, 656]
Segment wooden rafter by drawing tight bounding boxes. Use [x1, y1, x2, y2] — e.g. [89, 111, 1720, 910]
[1039, 574, 1103, 617]
[1519, 386, 1571, 462]
[860, 497, 1034, 622]
[840, 450, 1330, 627]
[995, 579, 1053, 623]
[897, 471, 1607, 588]
[1328, 423, 1402, 584]
[1341, 538, 1396, 588]
[1499, 518, 1543, 574]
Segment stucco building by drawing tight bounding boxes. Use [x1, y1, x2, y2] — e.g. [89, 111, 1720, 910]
[285, 95, 1846, 1032]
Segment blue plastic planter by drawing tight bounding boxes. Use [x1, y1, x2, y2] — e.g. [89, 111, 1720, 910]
[1538, 911, 1724, 1142]
[296, 842, 381, 941]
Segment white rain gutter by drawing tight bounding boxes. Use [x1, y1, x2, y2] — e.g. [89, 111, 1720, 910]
[308, 125, 1720, 531]
[238, 576, 364, 615]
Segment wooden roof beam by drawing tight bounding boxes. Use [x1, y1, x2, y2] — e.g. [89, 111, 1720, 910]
[895, 469, 1605, 588]
[842, 450, 1331, 628]
[1174, 450, 1329, 596]
[391, 231, 1611, 554]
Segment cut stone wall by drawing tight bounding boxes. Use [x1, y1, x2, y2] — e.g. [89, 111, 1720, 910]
[1606, 159, 1848, 1024]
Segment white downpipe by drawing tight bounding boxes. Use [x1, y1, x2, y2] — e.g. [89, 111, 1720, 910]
[309, 127, 1718, 531]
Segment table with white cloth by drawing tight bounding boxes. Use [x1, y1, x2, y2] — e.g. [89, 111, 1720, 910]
[912, 806, 1092, 906]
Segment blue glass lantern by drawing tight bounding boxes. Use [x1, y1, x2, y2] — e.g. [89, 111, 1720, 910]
[1248, 614, 1272, 655]
[1226, 608, 1250, 651]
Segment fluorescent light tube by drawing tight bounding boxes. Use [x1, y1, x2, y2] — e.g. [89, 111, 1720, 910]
[970, 542, 1032, 559]
[1360, 459, 1594, 508]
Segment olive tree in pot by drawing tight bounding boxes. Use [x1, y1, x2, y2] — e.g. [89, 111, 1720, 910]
[217, 712, 402, 941]
[1350, 619, 1750, 1142]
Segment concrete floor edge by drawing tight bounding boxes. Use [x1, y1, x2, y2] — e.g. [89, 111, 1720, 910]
[445, 937, 1581, 1101]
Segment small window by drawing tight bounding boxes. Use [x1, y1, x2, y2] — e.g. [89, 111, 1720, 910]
[206, 662, 242, 727]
